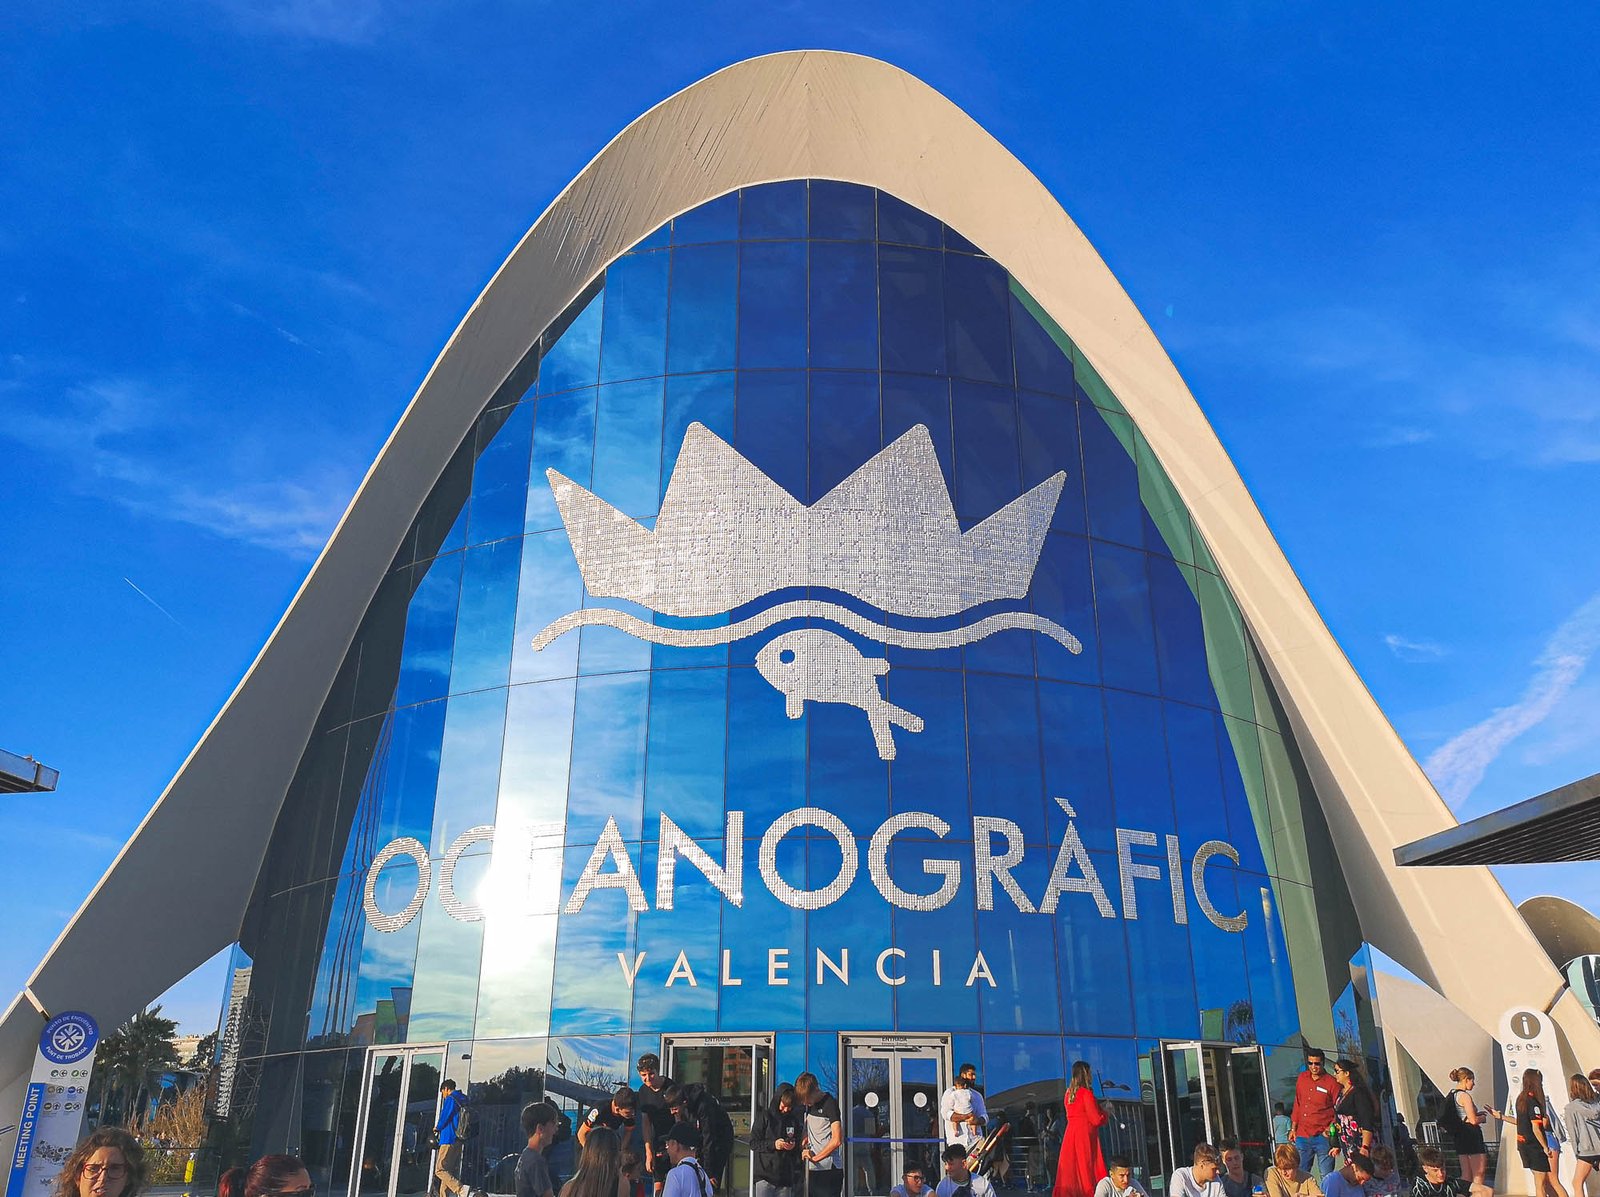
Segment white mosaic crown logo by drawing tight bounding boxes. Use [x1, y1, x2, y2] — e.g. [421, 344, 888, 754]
[532, 423, 1082, 759]
[551, 422, 1061, 619]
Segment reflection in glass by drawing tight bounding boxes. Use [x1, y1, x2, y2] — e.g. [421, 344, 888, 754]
[600, 251, 669, 384]
[237, 183, 1348, 1190]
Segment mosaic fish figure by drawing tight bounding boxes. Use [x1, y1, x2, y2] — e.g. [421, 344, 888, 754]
[755, 628, 924, 760]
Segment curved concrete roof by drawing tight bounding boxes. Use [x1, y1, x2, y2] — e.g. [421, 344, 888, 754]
[1519, 895, 1600, 969]
[6, 48, 1594, 1136]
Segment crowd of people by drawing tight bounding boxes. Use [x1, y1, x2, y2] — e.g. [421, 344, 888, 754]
[47, 1049, 1600, 1197]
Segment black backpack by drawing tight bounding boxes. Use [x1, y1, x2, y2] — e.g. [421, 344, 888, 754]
[1438, 1091, 1465, 1134]
[458, 1100, 477, 1141]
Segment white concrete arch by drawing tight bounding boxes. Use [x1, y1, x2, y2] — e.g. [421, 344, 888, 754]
[4, 49, 1589, 1146]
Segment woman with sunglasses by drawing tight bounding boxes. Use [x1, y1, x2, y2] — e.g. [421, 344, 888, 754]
[54, 1127, 147, 1197]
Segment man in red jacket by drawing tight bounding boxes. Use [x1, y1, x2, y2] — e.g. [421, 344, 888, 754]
[1291, 1050, 1340, 1177]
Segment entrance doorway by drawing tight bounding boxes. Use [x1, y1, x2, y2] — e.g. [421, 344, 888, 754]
[662, 1034, 774, 1197]
[838, 1034, 951, 1197]
[348, 1046, 447, 1197]
[1153, 1043, 1271, 1177]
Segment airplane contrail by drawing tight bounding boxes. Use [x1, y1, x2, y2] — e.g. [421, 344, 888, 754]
[122, 576, 185, 629]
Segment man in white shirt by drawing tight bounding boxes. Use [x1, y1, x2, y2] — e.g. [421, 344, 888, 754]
[935, 1144, 996, 1197]
[1170, 1144, 1226, 1197]
[939, 1065, 987, 1152]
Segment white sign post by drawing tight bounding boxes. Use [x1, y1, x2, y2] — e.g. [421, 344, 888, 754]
[6, 1012, 99, 1197]
[1498, 1007, 1568, 1196]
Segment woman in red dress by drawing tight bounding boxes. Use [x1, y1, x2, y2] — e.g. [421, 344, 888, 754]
[1053, 1060, 1108, 1197]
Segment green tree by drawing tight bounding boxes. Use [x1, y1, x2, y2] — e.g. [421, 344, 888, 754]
[185, 1031, 218, 1072]
[91, 1008, 181, 1126]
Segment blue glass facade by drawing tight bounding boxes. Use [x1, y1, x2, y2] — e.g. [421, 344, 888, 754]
[221, 182, 1363, 1193]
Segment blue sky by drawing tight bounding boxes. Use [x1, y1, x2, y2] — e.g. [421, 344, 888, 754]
[2, 1, 1598, 1034]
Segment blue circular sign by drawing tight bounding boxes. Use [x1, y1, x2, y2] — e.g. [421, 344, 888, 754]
[39, 1012, 98, 1065]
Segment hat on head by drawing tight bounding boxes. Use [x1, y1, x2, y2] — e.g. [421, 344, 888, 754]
[666, 1122, 701, 1150]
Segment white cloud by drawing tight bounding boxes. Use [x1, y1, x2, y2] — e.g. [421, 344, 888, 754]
[1424, 591, 1600, 807]
[1383, 633, 1447, 663]
[1, 371, 355, 558]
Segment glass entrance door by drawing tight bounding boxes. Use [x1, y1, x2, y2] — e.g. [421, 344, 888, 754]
[1155, 1043, 1270, 1178]
[662, 1034, 774, 1197]
[839, 1035, 950, 1197]
[349, 1046, 446, 1197]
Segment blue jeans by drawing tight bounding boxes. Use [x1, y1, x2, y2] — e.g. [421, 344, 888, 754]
[1297, 1135, 1333, 1176]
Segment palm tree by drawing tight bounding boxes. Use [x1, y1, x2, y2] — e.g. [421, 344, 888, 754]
[89, 1008, 181, 1126]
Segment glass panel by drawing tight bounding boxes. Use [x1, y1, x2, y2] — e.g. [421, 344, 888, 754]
[1093, 543, 1159, 697]
[354, 1052, 404, 1195]
[878, 247, 945, 375]
[739, 242, 808, 368]
[633, 840, 720, 1032]
[593, 376, 664, 520]
[735, 370, 807, 500]
[810, 181, 875, 241]
[951, 380, 1019, 523]
[395, 554, 464, 709]
[810, 241, 879, 370]
[673, 191, 739, 245]
[1055, 852, 1133, 1035]
[1010, 290, 1075, 397]
[630, 222, 671, 252]
[944, 252, 1011, 384]
[885, 669, 967, 827]
[1227, 1048, 1272, 1173]
[466, 403, 535, 547]
[898, 1055, 942, 1189]
[877, 193, 940, 247]
[643, 667, 727, 840]
[741, 180, 807, 239]
[967, 673, 1044, 838]
[525, 387, 596, 534]
[566, 672, 650, 844]
[845, 1050, 891, 1196]
[1081, 405, 1145, 550]
[809, 371, 881, 500]
[668, 242, 738, 374]
[718, 832, 807, 1030]
[1018, 390, 1087, 536]
[508, 530, 583, 684]
[600, 251, 669, 383]
[1166, 1045, 1209, 1161]
[413, 442, 473, 563]
[399, 1051, 444, 1197]
[449, 538, 523, 696]
[463, 1038, 550, 1191]
[537, 289, 602, 396]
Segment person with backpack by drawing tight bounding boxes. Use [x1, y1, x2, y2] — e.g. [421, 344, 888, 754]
[1439, 1068, 1495, 1187]
[435, 1080, 477, 1197]
[665, 1084, 736, 1190]
[662, 1125, 714, 1197]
